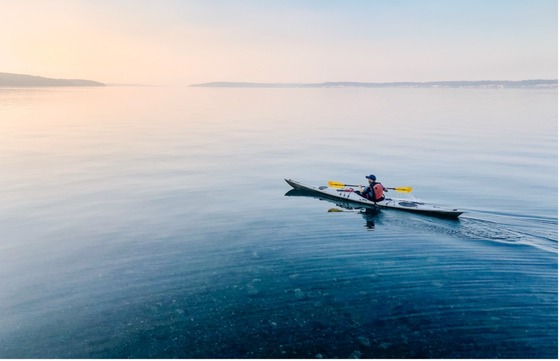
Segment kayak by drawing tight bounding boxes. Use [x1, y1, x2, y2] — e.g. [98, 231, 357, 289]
[285, 178, 463, 219]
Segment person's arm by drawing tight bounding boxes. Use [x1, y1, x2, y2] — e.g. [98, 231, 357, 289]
[359, 185, 369, 197]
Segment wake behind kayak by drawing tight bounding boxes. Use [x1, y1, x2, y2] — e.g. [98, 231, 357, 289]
[285, 179, 463, 219]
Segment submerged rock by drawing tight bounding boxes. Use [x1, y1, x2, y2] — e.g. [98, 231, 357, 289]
[349, 350, 362, 359]
[246, 284, 259, 296]
[294, 288, 306, 299]
[357, 336, 371, 347]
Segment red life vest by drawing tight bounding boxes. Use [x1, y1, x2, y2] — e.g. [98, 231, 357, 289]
[373, 183, 385, 201]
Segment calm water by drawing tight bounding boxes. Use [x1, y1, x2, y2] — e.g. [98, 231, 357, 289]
[0, 86, 557, 358]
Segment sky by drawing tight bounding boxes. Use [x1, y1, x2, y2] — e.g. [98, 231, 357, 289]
[0, 0, 557, 85]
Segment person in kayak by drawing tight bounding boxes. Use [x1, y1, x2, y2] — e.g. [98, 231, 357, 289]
[359, 174, 387, 202]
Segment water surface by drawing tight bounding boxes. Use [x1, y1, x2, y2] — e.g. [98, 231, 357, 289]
[0, 86, 556, 358]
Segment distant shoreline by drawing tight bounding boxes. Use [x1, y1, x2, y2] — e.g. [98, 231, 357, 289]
[190, 79, 557, 89]
[0, 72, 105, 87]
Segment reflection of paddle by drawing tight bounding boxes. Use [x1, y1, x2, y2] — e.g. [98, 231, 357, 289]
[327, 207, 377, 214]
[327, 207, 364, 213]
[328, 181, 413, 193]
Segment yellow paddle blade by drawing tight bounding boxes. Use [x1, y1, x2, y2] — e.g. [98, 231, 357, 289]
[392, 186, 413, 193]
[328, 181, 346, 189]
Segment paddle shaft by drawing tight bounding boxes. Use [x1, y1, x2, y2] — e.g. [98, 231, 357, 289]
[335, 184, 400, 190]
[328, 180, 412, 193]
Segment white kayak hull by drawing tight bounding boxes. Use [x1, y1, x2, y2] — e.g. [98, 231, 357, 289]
[285, 179, 463, 219]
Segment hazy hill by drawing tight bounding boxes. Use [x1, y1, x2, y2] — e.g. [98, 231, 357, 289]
[191, 80, 557, 89]
[0, 72, 105, 87]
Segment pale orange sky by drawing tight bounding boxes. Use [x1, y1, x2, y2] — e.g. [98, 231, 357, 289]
[1, 0, 557, 85]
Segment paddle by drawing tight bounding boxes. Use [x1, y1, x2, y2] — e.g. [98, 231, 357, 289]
[328, 180, 413, 193]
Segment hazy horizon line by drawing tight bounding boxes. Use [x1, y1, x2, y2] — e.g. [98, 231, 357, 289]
[190, 79, 558, 89]
[1, 72, 557, 89]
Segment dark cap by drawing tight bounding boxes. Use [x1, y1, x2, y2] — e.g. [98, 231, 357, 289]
[365, 174, 376, 181]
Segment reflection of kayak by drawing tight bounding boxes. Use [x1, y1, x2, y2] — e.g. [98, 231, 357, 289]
[285, 179, 463, 219]
[285, 189, 379, 213]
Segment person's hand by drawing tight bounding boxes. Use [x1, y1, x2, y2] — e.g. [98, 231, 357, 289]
[359, 185, 363, 192]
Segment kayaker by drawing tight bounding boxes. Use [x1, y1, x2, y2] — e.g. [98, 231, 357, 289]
[359, 174, 387, 202]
